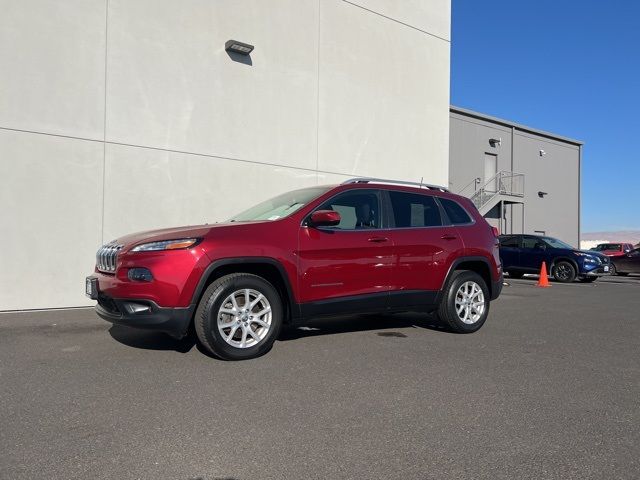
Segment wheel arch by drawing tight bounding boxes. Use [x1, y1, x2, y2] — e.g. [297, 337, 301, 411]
[550, 256, 579, 274]
[191, 258, 298, 324]
[439, 256, 495, 302]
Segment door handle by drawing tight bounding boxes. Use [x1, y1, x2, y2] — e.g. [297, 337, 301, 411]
[441, 234, 458, 240]
[368, 236, 389, 243]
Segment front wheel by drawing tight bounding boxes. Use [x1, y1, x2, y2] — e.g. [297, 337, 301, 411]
[194, 273, 283, 360]
[436, 270, 490, 333]
[552, 261, 576, 283]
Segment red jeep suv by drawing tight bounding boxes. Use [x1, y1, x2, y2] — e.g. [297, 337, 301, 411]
[86, 178, 503, 360]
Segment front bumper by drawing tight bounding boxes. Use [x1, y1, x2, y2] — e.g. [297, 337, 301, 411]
[94, 294, 194, 339]
[581, 265, 611, 277]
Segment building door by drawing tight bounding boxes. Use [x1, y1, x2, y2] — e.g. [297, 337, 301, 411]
[484, 153, 498, 192]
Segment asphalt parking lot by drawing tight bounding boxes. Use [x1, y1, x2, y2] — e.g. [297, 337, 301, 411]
[1, 276, 639, 480]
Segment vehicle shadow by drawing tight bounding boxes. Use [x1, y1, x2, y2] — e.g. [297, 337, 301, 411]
[107, 312, 450, 355]
[108, 324, 196, 353]
[278, 312, 449, 341]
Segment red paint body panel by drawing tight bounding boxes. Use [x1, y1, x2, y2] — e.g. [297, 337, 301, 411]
[297, 226, 393, 302]
[89, 182, 502, 317]
[389, 225, 464, 291]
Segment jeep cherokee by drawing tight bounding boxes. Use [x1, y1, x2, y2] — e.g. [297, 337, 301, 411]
[86, 178, 503, 360]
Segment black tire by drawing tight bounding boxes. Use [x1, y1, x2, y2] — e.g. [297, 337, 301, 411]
[194, 273, 283, 360]
[436, 270, 490, 333]
[579, 277, 597, 283]
[507, 271, 524, 279]
[552, 261, 576, 283]
[609, 263, 617, 275]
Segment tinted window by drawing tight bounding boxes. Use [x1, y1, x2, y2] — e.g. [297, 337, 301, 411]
[500, 236, 520, 248]
[315, 190, 380, 230]
[522, 237, 547, 249]
[440, 198, 472, 225]
[389, 191, 442, 228]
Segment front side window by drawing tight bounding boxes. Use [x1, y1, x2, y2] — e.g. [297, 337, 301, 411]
[230, 186, 331, 222]
[440, 198, 473, 225]
[314, 190, 380, 230]
[388, 191, 442, 228]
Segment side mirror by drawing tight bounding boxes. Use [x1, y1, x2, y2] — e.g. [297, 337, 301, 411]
[310, 210, 341, 227]
[534, 243, 546, 251]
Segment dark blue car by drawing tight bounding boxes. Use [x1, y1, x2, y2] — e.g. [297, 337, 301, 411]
[499, 234, 611, 283]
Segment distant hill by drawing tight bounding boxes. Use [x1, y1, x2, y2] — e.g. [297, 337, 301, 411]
[581, 230, 640, 249]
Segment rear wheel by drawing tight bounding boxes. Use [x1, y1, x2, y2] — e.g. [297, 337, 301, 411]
[552, 261, 576, 283]
[507, 271, 524, 279]
[436, 270, 490, 333]
[194, 273, 283, 360]
[609, 263, 617, 275]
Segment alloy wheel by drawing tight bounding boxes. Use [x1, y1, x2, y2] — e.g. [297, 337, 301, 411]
[454, 281, 486, 324]
[217, 289, 272, 349]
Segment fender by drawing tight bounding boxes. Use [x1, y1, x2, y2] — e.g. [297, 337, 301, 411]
[437, 255, 500, 303]
[190, 257, 300, 320]
[549, 257, 579, 274]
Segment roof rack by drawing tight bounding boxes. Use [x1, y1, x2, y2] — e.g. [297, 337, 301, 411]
[341, 177, 449, 192]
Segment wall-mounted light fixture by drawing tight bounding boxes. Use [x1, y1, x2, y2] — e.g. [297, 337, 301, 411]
[539, 149, 546, 156]
[538, 191, 548, 198]
[225, 40, 254, 55]
[489, 138, 501, 147]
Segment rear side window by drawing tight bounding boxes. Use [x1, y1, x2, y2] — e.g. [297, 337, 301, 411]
[388, 191, 442, 228]
[440, 198, 473, 225]
[500, 236, 520, 248]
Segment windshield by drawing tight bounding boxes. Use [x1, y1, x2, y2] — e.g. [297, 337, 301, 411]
[593, 243, 621, 251]
[542, 237, 575, 250]
[229, 186, 331, 222]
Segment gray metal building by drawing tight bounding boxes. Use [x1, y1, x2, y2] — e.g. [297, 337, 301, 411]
[449, 106, 583, 247]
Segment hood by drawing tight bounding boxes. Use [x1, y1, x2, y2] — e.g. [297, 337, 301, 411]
[577, 250, 609, 261]
[112, 220, 276, 249]
[114, 224, 214, 249]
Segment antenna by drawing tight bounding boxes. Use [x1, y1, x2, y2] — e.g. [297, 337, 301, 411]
[420, 177, 424, 188]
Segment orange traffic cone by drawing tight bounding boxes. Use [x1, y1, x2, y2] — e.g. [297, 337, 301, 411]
[536, 261, 551, 287]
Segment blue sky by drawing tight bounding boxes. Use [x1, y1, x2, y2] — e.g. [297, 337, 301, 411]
[451, 0, 640, 233]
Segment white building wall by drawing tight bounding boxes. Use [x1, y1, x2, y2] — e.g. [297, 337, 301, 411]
[0, 0, 451, 310]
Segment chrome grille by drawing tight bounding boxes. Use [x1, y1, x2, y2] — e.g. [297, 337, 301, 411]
[96, 242, 123, 273]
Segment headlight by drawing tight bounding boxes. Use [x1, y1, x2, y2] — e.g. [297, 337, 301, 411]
[131, 238, 200, 252]
[577, 254, 599, 264]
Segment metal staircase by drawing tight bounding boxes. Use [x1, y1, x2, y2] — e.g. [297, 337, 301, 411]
[460, 171, 525, 215]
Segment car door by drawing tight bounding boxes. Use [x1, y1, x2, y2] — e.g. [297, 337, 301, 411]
[297, 189, 393, 314]
[520, 236, 549, 271]
[615, 248, 640, 273]
[384, 190, 464, 308]
[499, 235, 521, 270]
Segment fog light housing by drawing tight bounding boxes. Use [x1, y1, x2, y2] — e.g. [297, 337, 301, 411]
[128, 267, 153, 282]
[122, 301, 151, 315]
